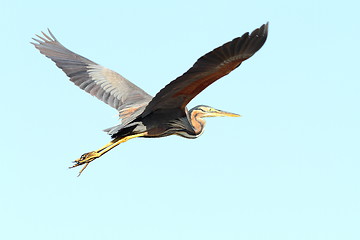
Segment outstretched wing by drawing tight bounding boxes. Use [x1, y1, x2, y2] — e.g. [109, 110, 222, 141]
[141, 23, 268, 117]
[32, 30, 152, 115]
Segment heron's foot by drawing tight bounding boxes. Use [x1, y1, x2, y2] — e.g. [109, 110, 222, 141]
[70, 151, 101, 167]
[69, 151, 101, 176]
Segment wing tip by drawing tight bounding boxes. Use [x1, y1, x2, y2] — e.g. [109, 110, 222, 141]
[262, 21, 269, 37]
[31, 28, 59, 45]
[250, 22, 269, 38]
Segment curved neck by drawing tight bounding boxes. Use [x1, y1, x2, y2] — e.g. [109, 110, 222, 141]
[188, 109, 206, 136]
[173, 109, 206, 139]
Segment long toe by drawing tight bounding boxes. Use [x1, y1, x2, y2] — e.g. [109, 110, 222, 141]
[70, 151, 101, 168]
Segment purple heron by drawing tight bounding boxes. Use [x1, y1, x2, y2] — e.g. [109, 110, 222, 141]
[33, 23, 268, 176]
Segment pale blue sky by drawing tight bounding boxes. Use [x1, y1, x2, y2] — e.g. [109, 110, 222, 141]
[1, 0, 360, 239]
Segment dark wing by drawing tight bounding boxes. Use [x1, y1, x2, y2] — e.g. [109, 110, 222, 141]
[141, 23, 268, 117]
[32, 30, 152, 116]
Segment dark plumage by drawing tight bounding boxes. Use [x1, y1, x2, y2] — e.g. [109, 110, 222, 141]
[32, 23, 268, 175]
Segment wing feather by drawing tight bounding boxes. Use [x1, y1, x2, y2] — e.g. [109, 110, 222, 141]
[32, 30, 152, 117]
[141, 23, 268, 117]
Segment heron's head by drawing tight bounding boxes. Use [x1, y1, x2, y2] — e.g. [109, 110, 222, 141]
[190, 105, 241, 118]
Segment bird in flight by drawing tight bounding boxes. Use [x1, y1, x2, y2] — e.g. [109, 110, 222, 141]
[32, 23, 268, 176]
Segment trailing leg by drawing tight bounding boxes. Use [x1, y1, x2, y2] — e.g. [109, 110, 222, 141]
[70, 132, 147, 176]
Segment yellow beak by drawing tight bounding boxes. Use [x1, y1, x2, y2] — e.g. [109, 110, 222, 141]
[205, 109, 241, 118]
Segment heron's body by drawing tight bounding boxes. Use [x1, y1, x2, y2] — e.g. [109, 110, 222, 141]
[32, 23, 268, 175]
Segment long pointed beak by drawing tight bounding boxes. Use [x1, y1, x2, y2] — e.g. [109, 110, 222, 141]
[208, 110, 241, 117]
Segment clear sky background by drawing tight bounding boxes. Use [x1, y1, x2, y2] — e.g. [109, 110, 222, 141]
[1, 0, 359, 239]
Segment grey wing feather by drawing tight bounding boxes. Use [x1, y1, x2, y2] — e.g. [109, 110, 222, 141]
[141, 22, 268, 117]
[32, 30, 152, 114]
